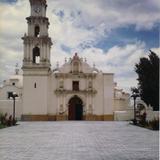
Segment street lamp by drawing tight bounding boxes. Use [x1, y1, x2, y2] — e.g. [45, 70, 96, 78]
[9, 92, 18, 123]
[131, 92, 140, 125]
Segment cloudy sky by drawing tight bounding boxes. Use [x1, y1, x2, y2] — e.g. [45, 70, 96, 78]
[0, 0, 159, 92]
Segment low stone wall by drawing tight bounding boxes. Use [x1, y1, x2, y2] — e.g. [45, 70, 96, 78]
[146, 110, 159, 121]
[114, 110, 133, 121]
[114, 108, 159, 121]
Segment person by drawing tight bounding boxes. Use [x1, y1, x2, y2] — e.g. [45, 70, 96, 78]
[7, 115, 12, 126]
[140, 111, 147, 125]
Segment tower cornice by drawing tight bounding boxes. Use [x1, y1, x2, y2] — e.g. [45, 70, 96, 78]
[26, 16, 49, 25]
[29, 0, 47, 6]
[22, 36, 53, 46]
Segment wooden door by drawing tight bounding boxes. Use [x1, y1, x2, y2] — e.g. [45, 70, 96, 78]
[68, 104, 75, 120]
[68, 96, 83, 120]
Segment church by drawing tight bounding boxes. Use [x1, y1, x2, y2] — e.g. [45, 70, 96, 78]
[0, 0, 130, 121]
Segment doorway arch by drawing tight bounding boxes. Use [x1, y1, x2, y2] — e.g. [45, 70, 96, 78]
[68, 95, 83, 120]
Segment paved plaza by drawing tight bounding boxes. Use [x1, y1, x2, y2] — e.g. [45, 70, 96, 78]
[0, 121, 159, 160]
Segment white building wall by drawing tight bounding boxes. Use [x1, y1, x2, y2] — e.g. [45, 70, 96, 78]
[22, 76, 48, 115]
[48, 75, 58, 114]
[114, 99, 129, 111]
[0, 86, 22, 100]
[94, 74, 104, 115]
[0, 83, 23, 119]
[0, 100, 22, 119]
[103, 74, 114, 115]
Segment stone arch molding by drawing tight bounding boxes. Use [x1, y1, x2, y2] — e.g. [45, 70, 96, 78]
[66, 94, 86, 108]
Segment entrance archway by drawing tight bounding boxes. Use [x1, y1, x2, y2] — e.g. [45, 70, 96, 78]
[68, 95, 83, 120]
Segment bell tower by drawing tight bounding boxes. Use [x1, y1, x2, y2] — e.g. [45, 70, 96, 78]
[22, 0, 52, 119]
[22, 0, 52, 68]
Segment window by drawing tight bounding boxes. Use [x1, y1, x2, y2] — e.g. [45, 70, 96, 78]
[12, 82, 15, 86]
[88, 81, 92, 88]
[34, 26, 40, 37]
[33, 47, 40, 64]
[59, 81, 63, 89]
[7, 92, 13, 99]
[73, 81, 79, 91]
[34, 83, 37, 88]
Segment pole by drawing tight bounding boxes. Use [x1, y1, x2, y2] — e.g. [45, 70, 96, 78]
[133, 97, 137, 125]
[13, 97, 15, 120]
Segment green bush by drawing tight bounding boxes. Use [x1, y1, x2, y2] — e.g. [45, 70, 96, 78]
[0, 124, 6, 129]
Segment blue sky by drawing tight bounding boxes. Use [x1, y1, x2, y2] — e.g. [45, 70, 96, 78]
[0, 0, 159, 91]
[95, 25, 159, 51]
[0, 0, 17, 3]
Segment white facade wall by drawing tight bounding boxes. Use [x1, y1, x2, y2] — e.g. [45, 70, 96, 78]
[0, 64, 130, 120]
[114, 99, 129, 111]
[0, 100, 22, 119]
[22, 76, 48, 115]
[103, 74, 114, 115]
[94, 74, 104, 115]
[0, 86, 22, 100]
[0, 76, 23, 119]
[47, 75, 56, 114]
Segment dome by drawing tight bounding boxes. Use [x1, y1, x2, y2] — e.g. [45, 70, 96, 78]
[92, 70, 98, 74]
[53, 69, 60, 73]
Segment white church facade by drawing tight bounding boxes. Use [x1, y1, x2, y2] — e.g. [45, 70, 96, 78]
[0, 0, 130, 121]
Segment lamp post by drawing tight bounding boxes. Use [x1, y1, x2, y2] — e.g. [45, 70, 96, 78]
[9, 92, 18, 122]
[131, 92, 140, 125]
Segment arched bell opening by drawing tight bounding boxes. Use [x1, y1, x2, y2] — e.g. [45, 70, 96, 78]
[32, 47, 40, 64]
[34, 25, 40, 37]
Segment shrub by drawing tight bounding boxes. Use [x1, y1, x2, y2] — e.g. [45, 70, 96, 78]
[148, 118, 159, 130]
[0, 113, 17, 128]
[138, 112, 147, 127]
[0, 113, 8, 126]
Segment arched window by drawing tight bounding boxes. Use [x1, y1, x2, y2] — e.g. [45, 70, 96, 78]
[33, 47, 40, 64]
[72, 81, 79, 91]
[88, 81, 92, 89]
[34, 26, 40, 37]
[59, 80, 64, 89]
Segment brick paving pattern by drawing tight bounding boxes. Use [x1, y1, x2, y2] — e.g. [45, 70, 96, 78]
[0, 121, 159, 160]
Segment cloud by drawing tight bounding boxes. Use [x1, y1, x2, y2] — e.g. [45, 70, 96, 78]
[0, 0, 159, 92]
[78, 42, 147, 92]
[48, 0, 160, 31]
[151, 48, 160, 57]
[50, 41, 150, 92]
[48, 0, 160, 50]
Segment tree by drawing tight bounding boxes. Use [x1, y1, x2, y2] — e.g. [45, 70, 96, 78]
[135, 50, 159, 111]
[131, 87, 139, 94]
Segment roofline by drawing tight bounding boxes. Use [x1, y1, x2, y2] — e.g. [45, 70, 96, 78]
[0, 85, 23, 90]
[103, 73, 114, 75]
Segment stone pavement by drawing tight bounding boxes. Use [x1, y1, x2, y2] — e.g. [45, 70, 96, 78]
[0, 121, 159, 160]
